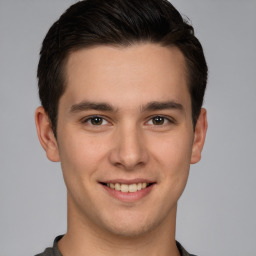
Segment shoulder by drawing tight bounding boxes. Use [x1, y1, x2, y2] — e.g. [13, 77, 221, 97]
[35, 247, 55, 256]
[176, 241, 198, 256]
[34, 235, 63, 256]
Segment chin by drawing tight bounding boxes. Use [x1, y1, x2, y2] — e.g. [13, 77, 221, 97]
[99, 210, 167, 238]
[104, 222, 154, 238]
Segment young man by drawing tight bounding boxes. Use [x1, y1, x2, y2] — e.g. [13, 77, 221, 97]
[35, 0, 208, 255]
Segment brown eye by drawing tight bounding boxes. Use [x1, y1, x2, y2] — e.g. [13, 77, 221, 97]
[81, 115, 110, 128]
[90, 116, 103, 125]
[152, 116, 165, 125]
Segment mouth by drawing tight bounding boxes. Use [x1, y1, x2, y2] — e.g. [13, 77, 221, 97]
[100, 182, 155, 193]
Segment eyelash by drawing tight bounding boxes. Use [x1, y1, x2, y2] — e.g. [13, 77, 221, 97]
[81, 115, 176, 126]
[146, 115, 175, 126]
[81, 115, 109, 126]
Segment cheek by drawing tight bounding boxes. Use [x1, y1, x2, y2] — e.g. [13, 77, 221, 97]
[57, 130, 111, 206]
[57, 129, 109, 180]
[149, 130, 193, 191]
[151, 131, 193, 168]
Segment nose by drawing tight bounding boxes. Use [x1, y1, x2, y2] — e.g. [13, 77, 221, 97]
[108, 124, 149, 170]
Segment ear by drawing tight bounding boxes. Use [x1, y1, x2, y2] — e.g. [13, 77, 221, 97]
[190, 108, 208, 164]
[35, 106, 60, 162]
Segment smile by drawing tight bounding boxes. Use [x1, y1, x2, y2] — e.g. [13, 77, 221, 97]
[100, 180, 156, 202]
[106, 182, 149, 193]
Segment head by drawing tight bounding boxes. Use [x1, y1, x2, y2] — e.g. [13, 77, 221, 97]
[37, 0, 207, 137]
[35, 0, 208, 240]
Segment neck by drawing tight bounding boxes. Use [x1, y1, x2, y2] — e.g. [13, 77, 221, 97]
[58, 194, 180, 256]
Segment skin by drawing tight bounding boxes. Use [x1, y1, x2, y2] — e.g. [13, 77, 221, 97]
[35, 43, 207, 256]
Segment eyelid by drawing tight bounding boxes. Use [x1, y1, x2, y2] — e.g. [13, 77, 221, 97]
[81, 115, 111, 125]
[145, 115, 176, 125]
[80, 114, 176, 126]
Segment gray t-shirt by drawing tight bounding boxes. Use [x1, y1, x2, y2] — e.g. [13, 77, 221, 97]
[35, 235, 197, 256]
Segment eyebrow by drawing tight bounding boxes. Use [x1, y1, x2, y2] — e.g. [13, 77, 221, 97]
[141, 101, 184, 112]
[70, 100, 184, 113]
[70, 101, 116, 113]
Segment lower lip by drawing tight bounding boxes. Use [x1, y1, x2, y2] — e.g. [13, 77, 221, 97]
[101, 184, 155, 202]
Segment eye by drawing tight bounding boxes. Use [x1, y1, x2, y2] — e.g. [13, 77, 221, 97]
[147, 116, 172, 126]
[82, 116, 108, 126]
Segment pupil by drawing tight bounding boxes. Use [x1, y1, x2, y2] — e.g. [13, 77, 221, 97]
[153, 116, 164, 125]
[91, 117, 102, 125]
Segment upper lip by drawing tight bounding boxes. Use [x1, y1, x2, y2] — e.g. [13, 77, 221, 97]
[99, 178, 155, 185]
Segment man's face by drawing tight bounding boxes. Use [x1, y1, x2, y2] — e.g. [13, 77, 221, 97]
[42, 44, 206, 237]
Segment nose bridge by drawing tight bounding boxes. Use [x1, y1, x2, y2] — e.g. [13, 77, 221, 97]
[109, 121, 148, 170]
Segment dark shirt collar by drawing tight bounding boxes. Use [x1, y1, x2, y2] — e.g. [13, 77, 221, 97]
[52, 235, 195, 256]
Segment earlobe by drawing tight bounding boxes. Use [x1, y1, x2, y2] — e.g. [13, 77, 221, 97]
[191, 108, 208, 164]
[35, 106, 60, 162]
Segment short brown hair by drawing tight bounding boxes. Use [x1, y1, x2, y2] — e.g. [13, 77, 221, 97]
[37, 0, 208, 136]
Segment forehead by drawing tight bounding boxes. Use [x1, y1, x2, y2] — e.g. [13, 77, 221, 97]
[62, 43, 190, 110]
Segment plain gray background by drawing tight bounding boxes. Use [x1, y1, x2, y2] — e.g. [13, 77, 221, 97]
[0, 0, 255, 255]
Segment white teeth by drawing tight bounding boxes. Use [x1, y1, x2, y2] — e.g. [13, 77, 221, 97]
[121, 184, 129, 192]
[128, 184, 137, 192]
[107, 182, 150, 192]
[115, 183, 121, 191]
